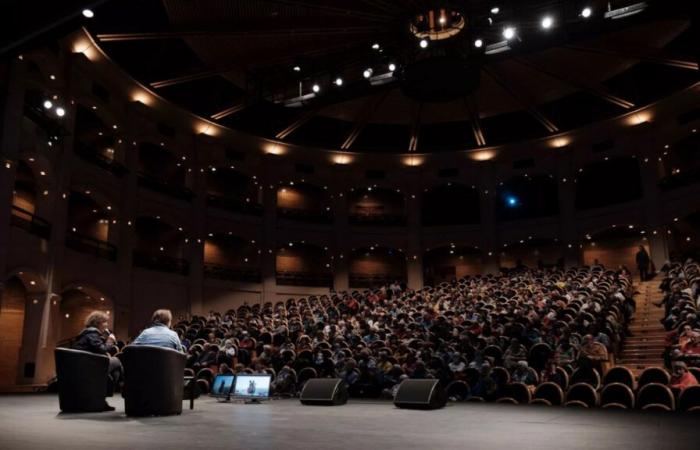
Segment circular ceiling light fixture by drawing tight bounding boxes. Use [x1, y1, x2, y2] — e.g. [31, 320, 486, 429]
[363, 68, 373, 79]
[43, 100, 53, 109]
[372, 43, 380, 50]
[388, 63, 396, 72]
[491, 7, 500, 14]
[55, 107, 66, 117]
[82, 9, 94, 18]
[581, 7, 592, 18]
[334, 77, 343, 86]
[474, 38, 484, 48]
[502, 27, 516, 40]
[419, 39, 429, 48]
[312, 84, 320, 93]
[293, 65, 301, 72]
[541, 16, 554, 29]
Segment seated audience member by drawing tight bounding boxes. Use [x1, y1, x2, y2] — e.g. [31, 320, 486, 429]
[540, 360, 565, 387]
[72, 311, 122, 410]
[555, 340, 577, 366]
[512, 361, 537, 392]
[579, 334, 607, 371]
[503, 339, 528, 370]
[131, 309, 184, 352]
[670, 362, 699, 392]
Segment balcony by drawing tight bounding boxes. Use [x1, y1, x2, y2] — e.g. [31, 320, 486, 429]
[74, 146, 127, 177]
[349, 213, 406, 227]
[659, 168, 700, 191]
[277, 207, 332, 224]
[206, 194, 263, 216]
[133, 251, 189, 275]
[66, 231, 117, 261]
[138, 172, 194, 201]
[276, 271, 333, 287]
[204, 263, 261, 283]
[10, 206, 51, 239]
[349, 273, 405, 289]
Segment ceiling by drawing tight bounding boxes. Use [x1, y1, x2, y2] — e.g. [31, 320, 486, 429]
[78, 0, 699, 153]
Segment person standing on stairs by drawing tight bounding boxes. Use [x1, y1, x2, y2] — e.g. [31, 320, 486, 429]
[635, 246, 650, 282]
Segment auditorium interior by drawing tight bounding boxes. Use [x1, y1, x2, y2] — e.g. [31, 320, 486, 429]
[1, 1, 700, 449]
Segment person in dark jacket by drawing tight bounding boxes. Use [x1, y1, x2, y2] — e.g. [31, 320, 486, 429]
[72, 310, 122, 410]
[635, 246, 650, 282]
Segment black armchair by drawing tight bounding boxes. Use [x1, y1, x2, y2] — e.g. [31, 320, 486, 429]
[55, 348, 109, 413]
[120, 345, 187, 416]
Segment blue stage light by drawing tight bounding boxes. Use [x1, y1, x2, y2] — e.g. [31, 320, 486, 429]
[506, 196, 518, 207]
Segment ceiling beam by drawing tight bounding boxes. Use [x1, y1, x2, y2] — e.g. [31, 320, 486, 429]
[565, 44, 699, 71]
[408, 102, 423, 152]
[96, 25, 386, 42]
[513, 57, 635, 109]
[275, 108, 319, 140]
[464, 96, 486, 147]
[341, 91, 389, 150]
[210, 102, 248, 120]
[482, 66, 559, 134]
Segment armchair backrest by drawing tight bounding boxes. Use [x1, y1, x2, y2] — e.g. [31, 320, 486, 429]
[54, 348, 109, 413]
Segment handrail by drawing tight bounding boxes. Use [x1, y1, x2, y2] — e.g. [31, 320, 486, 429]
[206, 194, 263, 216]
[133, 251, 189, 275]
[276, 270, 333, 287]
[204, 263, 261, 283]
[10, 205, 51, 239]
[277, 207, 333, 224]
[74, 145, 128, 177]
[137, 172, 194, 200]
[66, 231, 118, 261]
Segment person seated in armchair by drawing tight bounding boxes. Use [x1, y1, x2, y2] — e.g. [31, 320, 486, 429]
[131, 309, 184, 352]
[72, 310, 123, 411]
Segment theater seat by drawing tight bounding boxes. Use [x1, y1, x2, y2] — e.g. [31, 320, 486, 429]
[636, 383, 675, 411]
[637, 367, 670, 389]
[565, 383, 598, 408]
[678, 385, 700, 412]
[120, 345, 187, 416]
[600, 383, 635, 409]
[55, 348, 109, 413]
[602, 367, 635, 390]
[532, 382, 564, 406]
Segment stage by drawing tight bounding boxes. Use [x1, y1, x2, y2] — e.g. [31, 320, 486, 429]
[0, 394, 697, 450]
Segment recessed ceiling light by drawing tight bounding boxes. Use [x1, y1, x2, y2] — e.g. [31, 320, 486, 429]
[388, 63, 396, 71]
[503, 27, 516, 40]
[541, 16, 554, 29]
[419, 39, 428, 48]
[293, 65, 301, 72]
[491, 7, 500, 14]
[581, 7, 592, 18]
[82, 9, 94, 18]
[49, 74, 56, 80]
[371, 43, 380, 50]
[438, 16, 446, 25]
[363, 68, 373, 78]
[43, 100, 53, 109]
[55, 107, 66, 117]
[474, 39, 483, 48]
[312, 84, 320, 93]
[334, 77, 343, 86]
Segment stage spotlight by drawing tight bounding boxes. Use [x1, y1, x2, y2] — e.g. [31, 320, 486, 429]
[43, 100, 53, 109]
[439, 16, 446, 25]
[419, 39, 429, 48]
[82, 9, 94, 18]
[502, 27, 516, 40]
[334, 77, 343, 86]
[506, 195, 518, 207]
[491, 6, 500, 14]
[312, 84, 320, 93]
[55, 107, 66, 117]
[541, 16, 554, 29]
[581, 7, 592, 18]
[293, 65, 301, 72]
[363, 68, 373, 78]
[474, 39, 483, 48]
[372, 43, 380, 50]
[388, 63, 396, 71]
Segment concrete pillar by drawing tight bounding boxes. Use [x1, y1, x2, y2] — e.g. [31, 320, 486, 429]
[331, 172, 350, 292]
[0, 59, 26, 301]
[187, 136, 207, 315]
[557, 150, 581, 267]
[479, 163, 501, 274]
[405, 174, 423, 289]
[260, 156, 278, 303]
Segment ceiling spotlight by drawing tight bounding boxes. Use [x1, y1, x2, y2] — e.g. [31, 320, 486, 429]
[388, 63, 396, 72]
[43, 100, 53, 109]
[363, 68, 373, 79]
[82, 9, 94, 18]
[581, 7, 592, 18]
[334, 77, 343, 86]
[55, 107, 66, 117]
[419, 39, 429, 48]
[312, 84, 320, 93]
[474, 39, 484, 48]
[491, 7, 500, 14]
[293, 65, 301, 72]
[371, 43, 380, 50]
[541, 16, 554, 29]
[439, 16, 446, 25]
[502, 27, 516, 40]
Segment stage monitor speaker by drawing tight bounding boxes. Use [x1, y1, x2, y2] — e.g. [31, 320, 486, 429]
[299, 378, 348, 406]
[394, 379, 447, 410]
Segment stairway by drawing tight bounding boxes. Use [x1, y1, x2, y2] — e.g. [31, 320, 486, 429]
[618, 280, 667, 375]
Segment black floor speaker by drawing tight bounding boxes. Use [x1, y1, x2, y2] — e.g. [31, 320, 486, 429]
[393, 379, 447, 410]
[299, 378, 348, 406]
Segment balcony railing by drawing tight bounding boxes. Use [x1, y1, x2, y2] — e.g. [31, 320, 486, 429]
[74, 146, 128, 177]
[66, 231, 117, 261]
[206, 194, 263, 216]
[349, 273, 405, 289]
[10, 206, 51, 239]
[204, 263, 262, 283]
[277, 207, 333, 224]
[133, 251, 189, 275]
[138, 172, 194, 201]
[276, 271, 333, 287]
[349, 213, 406, 226]
[659, 168, 700, 191]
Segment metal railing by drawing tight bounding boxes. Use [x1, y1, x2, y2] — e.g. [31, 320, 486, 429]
[66, 231, 118, 261]
[138, 172, 194, 201]
[10, 206, 51, 239]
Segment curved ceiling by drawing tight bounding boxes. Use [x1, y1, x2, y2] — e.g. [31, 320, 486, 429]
[87, 0, 699, 153]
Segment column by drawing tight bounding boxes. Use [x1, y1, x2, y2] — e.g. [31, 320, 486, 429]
[260, 156, 278, 303]
[556, 150, 581, 267]
[187, 136, 207, 315]
[331, 171, 350, 291]
[639, 135, 669, 270]
[479, 163, 501, 274]
[405, 173, 423, 290]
